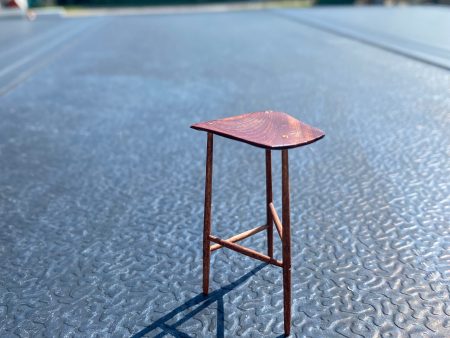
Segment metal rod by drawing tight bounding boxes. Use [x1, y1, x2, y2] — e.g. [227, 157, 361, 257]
[265, 149, 274, 258]
[209, 235, 283, 267]
[210, 224, 268, 252]
[269, 202, 283, 240]
[281, 149, 291, 336]
[202, 133, 213, 295]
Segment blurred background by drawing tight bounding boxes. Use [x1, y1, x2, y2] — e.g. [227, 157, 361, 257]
[1, 0, 449, 12]
[27, 0, 450, 7]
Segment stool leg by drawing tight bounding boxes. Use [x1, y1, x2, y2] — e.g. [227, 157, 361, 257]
[203, 133, 213, 295]
[281, 150, 291, 336]
[265, 149, 273, 258]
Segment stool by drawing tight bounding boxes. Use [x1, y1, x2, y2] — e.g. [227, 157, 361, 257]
[191, 111, 325, 336]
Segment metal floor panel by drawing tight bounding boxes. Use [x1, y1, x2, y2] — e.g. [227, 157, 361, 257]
[0, 8, 449, 337]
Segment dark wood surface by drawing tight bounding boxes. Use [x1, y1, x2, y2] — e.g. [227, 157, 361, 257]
[209, 235, 283, 267]
[265, 149, 273, 258]
[281, 149, 292, 336]
[200, 132, 294, 335]
[210, 224, 268, 252]
[202, 133, 213, 295]
[269, 202, 283, 240]
[191, 111, 325, 149]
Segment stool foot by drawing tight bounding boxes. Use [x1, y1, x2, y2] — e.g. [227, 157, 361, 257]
[283, 265, 291, 336]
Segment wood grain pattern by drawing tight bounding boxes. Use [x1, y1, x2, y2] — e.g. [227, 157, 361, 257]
[191, 111, 325, 149]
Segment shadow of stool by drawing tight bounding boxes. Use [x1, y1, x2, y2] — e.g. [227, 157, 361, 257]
[132, 264, 270, 338]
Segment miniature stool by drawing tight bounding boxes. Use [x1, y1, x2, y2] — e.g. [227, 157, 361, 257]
[191, 111, 325, 336]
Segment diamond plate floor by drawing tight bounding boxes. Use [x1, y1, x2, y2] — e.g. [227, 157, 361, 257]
[0, 7, 449, 338]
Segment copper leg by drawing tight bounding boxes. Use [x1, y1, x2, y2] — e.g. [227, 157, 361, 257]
[266, 149, 273, 258]
[203, 133, 213, 295]
[282, 149, 291, 336]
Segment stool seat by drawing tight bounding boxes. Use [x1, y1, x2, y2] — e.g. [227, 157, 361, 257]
[191, 111, 325, 150]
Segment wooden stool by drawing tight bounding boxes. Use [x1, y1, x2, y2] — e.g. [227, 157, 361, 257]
[191, 111, 325, 336]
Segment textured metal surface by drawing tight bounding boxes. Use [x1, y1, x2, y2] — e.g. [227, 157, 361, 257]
[191, 111, 325, 149]
[275, 6, 450, 70]
[0, 7, 449, 338]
